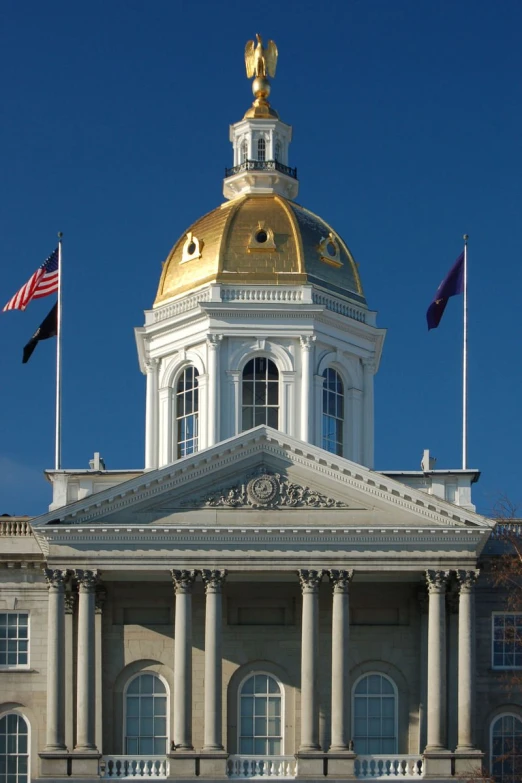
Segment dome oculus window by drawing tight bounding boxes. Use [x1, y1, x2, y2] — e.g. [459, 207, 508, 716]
[180, 232, 203, 264]
[248, 224, 276, 253]
[242, 357, 279, 431]
[318, 232, 342, 268]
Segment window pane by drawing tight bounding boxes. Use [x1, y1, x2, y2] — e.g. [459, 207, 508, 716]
[240, 738, 253, 754]
[241, 718, 253, 736]
[255, 675, 268, 692]
[268, 678, 280, 694]
[242, 697, 254, 717]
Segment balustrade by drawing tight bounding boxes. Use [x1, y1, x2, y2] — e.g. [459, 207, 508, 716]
[227, 755, 297, 779]
[354, 756, 424, 779]
[103, 756, 169, 779]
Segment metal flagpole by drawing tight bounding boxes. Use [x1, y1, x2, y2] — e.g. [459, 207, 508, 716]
[55, 232, 63, 471]
[462, 234, 469, 470]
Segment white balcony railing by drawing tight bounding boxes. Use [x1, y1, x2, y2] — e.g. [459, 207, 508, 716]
[227, 755, 297, 779]
[102, 756, 169, 779]
[355, 756, 424, 778]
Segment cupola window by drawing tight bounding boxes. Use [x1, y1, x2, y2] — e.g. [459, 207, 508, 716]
[176, 367, 199, 458]
[257, 138, 266, 162]
[322, 368, 344, 456]
[242, 358, 279, 431]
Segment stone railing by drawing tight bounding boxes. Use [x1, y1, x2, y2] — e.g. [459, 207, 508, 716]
[227, 755, 297, 778]
[491, 522, 522, 538]
[221, 288, 304, 304]
[153, 289, 211, 323]
[311, 291, 367, 323]
[0, 519, 32, 536]
[354, 756, 424, 778]
[102, 756, 169, 779]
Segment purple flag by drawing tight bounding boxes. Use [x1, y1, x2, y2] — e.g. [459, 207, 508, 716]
[426, 252, 464, 330]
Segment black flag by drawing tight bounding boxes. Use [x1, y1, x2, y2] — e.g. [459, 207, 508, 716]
[22, 303, 57, 363]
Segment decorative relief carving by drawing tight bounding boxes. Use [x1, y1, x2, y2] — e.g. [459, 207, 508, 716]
[425, 569, 450, 594]
[171, 569, 199, 594]
[298, 569, 324, 594]
[75, 569, 100, 593]
[329, 569, 354, 593]
[184, 468, 348, 510]
[456, 569, 480, 593]
[202, 569, 227, 594]
[44, 568, 69, 590]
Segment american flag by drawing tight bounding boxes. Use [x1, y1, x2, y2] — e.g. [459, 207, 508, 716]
[3, 248, 60, 312]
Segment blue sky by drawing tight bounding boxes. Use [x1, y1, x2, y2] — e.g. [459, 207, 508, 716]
[1, 0, 521, 517]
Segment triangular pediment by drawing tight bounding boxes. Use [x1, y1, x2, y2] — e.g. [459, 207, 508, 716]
[31, 427, 492, 532]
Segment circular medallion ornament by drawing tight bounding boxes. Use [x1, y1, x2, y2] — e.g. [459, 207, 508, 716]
[247, 474, 279, 506]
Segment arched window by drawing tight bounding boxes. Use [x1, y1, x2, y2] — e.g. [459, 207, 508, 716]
[491, 714, 522, 783]
[0, 713, 29, 783]
[242, 358, 279, 431]
[257, 138, 266, 162]
[241, 140, 248, 163]
[239, 674, 282, 755]
[353, 674, 397, 754]
[176, 367, 199, 458]
[275, 140, 281, 162]
[125, 674, 168, 755]
[322, 368, 344, 456]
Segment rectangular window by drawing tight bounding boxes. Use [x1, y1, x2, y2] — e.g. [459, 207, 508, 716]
[0, 612, 29, 669]
[492, 613, 522, 669]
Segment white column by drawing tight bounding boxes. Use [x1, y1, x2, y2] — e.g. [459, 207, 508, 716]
[362, 359, 375, 468]
[158, 387, 172, 467]
[425, 570, 449, 751]
[227, 371, 241, 436]
[300, 337, 315, 443]
[280, 371, 296, 436]
[456, 570, 479, 751]
[329, 570, 353, 751]
[44, 569, 68, 750]
[75, 569, 98, 751]
[144, 359, 159, 469]
[348, 388, 363, 463]
[298, 569, 323, 751]
[95, 588, 106, 754]
[417, 592, 429, 754]
[207, 336, 222, 447]
[64, 590, 76, 752]
[202, 569, 227, 750]
[313, 374, 325, 446]
[171, 570, 198, 750]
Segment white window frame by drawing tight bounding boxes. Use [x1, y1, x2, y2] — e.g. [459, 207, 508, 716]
[257, 138, 266, 162]
[175, 366, 199, 459]
[0, 711, 30, 783]
[122, 672, 170, 756]
[490, 712, 522, 783]
[241, 357, 280, 433]
[321, 367, 344, 456]
[0, 612, 30, 671]
[351, 672, 398, 755]
[492, 612, 522, 670]
[237, 671, 285, 756]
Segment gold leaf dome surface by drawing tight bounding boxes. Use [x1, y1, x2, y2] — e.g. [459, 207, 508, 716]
[154, 195, 366, 307]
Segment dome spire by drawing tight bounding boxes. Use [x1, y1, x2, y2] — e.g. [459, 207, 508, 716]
[243, 34, 279, 119]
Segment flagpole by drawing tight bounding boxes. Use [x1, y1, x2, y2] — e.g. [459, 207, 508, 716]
[462, 234, 469, 470]
[55, 232, 63, 471]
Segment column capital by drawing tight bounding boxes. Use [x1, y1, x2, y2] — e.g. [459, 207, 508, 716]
[207, 334, 223, 350]
[144, 357, 160, 373]
[329, 569, 354, 593]
[171, 569, 199, 593]
[298, 569, 324, 594]
[64, 591, 77, 615]
[456, 569, 480, 593]
[44, 568, 70, 590]
[202, 569, 227, 593]
[75, 569, 100, 593]
[300, 335, 316, 351]
[425, 569, 450, 593]
[362, 357, 376, 373]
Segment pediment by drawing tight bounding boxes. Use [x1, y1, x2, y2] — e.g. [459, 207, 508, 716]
[31, 427, 493, 533]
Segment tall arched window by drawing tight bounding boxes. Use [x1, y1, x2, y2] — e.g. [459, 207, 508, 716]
[239, 674, 282, 755]
[491, 714, 522, 782]
[353, 674, 397, 754]
[125, 674, 168, 755]
[0, 713, 29, 783]
[242, 358, 279, 431]
[176, 367, 199, 458]
[241, 140, 248, 163]
[257, 138, 266, 162]
[322, 368, 344, 456]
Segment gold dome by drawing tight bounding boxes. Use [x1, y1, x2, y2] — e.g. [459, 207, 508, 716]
[154, 195, 366, 307]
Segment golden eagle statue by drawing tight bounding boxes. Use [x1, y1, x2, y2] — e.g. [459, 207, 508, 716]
[245, 34, 278, 79]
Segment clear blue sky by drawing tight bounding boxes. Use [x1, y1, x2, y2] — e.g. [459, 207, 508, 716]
[1, 0, 521, 517]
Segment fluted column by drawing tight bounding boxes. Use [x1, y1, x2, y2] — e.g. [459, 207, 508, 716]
[75, 569, 99, 751]
[64, 590, 76, 752]
[171, 570, 198, 750]
[202, 569, 227, 750]
[207, 336, 222, 447]
[298, 569, 323, 751]
[44, 569, 69, 750]
[456, 570, 479, 751]
[300, 336, 315, 443]
[425, 570, 449, 751]
[144, 359, 159, 469]
[95, 587, 106, 753]
[329, 570, 353, 751]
